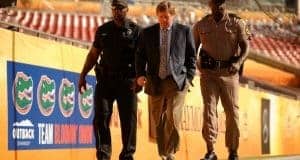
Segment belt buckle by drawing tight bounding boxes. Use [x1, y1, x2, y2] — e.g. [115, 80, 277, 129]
[215, 60, 221, 69]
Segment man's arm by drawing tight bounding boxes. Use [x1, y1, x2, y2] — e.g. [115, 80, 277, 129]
[185, 27, 196, 83]
[135, 29, 148, 86]
[232, 19, 250, 70]
[78, 46, 101, 93]
[192, 22, 201, 52]
[79, 26, 104, 93]
[80, 47, 101, 77]
[135, 30, 147, 77]
[192, 22, 202, 71]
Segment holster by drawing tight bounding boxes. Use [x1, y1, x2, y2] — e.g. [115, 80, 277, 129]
[200, 49, 244, 76]
[200, 49, 231, 69]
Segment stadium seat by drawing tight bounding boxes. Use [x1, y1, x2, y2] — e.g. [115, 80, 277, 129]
[30, 11, 41, 30]
[38, 12, 49, 32]
[64, 13, 73, 38]
[73, 14, 81, 40]
[47, 12, 58, 34]
[20, 11, 33, 27]
[15, 10, 25, 24]
[88, 15, 97, 42]
[81, 15, 89, 42]
[55, 13, 65, 37]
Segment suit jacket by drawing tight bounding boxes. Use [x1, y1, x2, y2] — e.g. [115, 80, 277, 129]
[135, 23, 196, 96]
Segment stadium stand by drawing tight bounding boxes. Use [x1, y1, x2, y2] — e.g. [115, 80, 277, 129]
[0, 7, 299, 70]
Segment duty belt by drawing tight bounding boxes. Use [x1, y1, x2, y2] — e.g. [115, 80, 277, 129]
[95, 64, 135, 80]
[200, 49, 232, 70]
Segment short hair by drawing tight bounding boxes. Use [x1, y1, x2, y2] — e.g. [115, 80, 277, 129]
[156, 1, 176, 15]
[213, 0, 225, 6]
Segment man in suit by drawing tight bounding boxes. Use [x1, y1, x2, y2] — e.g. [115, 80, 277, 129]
[135, 1, 196, 159]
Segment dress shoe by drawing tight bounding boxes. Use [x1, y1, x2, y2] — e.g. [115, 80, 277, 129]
[167, 154, 175, 160]
[201, 151, 217, 160]
[228, 152, 238, 160]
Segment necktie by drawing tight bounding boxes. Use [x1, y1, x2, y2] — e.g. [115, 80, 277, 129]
[159, 29, 169, 79]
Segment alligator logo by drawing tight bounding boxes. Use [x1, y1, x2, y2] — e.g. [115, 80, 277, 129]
[12, 72, 33, 115]
[59, 78, 75, 118]
[78, 83, 93, 119]
[37, 75, 56, 116]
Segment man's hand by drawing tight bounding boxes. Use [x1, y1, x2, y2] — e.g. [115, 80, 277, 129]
[131, 78, 143, 93]
[136, 76, 146, 86]
[78, 75, 87, 94]
[228, 65, 238, 74]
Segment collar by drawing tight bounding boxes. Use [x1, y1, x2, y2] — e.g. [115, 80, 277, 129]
[160, 23, 173, 31]
[209, 12, 229, 24]
[113, 18, 131, 29]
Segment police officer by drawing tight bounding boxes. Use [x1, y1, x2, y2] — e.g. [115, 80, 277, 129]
[78, 0, 141, 160]
[193, 0, 250, 160]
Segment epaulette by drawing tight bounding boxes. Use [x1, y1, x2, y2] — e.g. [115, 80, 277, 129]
[228, 13, 241, 19]
[199, 14, 211, 25]
[201, 14, 211, 21]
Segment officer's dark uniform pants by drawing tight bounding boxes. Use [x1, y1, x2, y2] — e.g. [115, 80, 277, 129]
[93, 78, 137, 160]
[200, 71, 240, 152]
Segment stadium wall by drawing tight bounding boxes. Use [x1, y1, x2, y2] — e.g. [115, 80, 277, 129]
[0, 28, 300, 160]
[244, 60, 300, 87]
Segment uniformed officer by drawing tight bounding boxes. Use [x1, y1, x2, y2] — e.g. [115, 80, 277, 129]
[78, 0, 141, 160]
[193, 0, 250, 160]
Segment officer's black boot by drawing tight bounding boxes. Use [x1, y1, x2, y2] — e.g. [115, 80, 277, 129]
[119, 145, 135, 160]
[228, 150, 238, 160]
[96, 145, 111, 160]
[201, 151, 218, 160]
[119, 153, 134, 160]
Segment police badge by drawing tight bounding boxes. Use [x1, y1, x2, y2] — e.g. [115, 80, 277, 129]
[123, 28, 132, 37]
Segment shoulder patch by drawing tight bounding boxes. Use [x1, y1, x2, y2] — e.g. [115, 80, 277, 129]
[228, 13, 244, 28]
[228, 13, 241, 19]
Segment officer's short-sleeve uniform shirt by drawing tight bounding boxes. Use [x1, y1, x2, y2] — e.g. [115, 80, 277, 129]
[93, 19, 140, 73]
[194, 13, 248, 61]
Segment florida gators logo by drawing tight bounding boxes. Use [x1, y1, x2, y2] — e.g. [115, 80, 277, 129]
[59, 78, 75, 118]
[37, 75, 56, 116]
[12, 72, 33, 115]
[78, 83, 93, 119]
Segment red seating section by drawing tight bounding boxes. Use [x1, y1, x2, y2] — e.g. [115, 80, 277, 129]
[0, 8, 105, 42]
